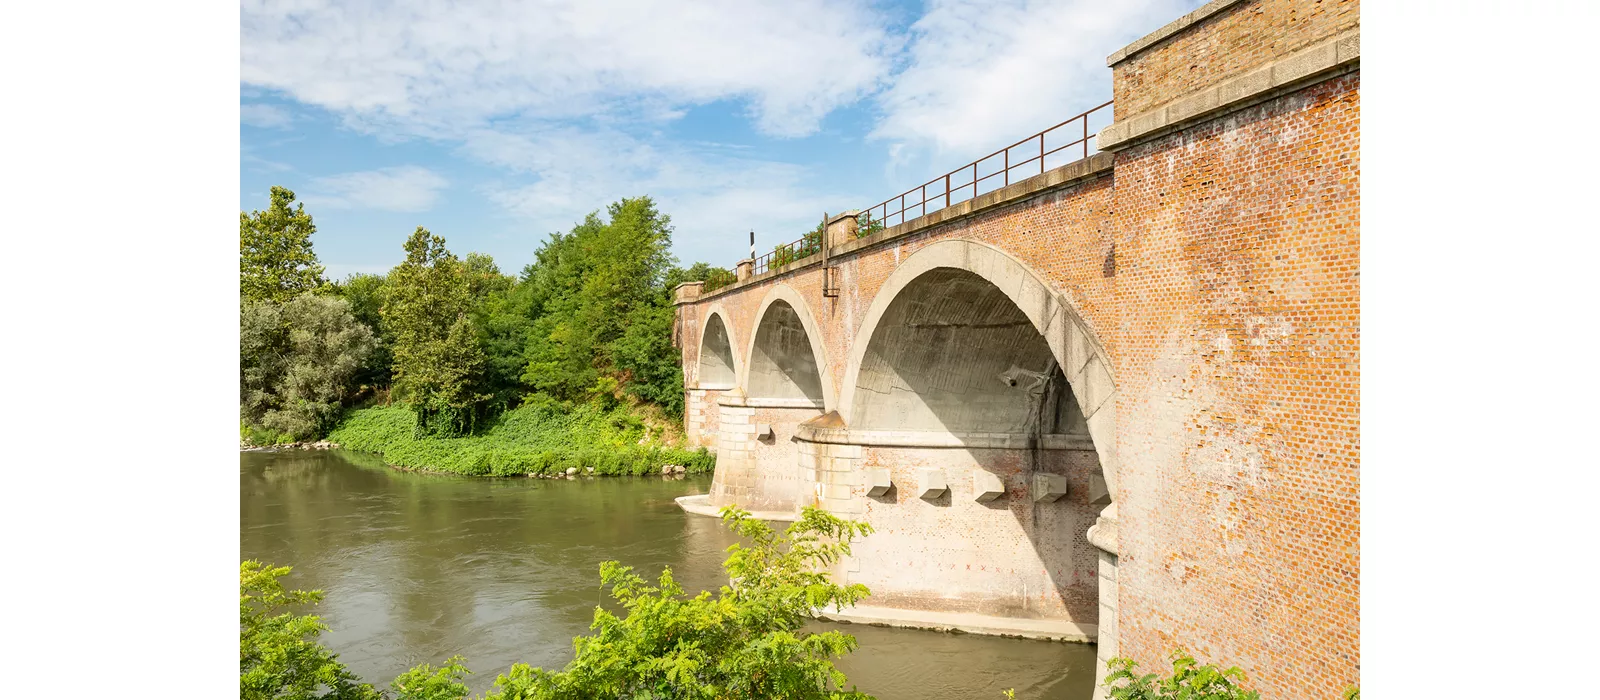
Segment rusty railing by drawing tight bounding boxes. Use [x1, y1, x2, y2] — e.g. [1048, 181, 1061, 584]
[859, 100, 1113, 230]
[752, 227, 823, 277]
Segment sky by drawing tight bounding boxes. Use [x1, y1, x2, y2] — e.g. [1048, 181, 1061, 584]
[241, 0, 1203, 280]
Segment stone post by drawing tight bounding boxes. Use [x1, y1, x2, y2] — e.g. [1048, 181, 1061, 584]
[735, 258, 753, 282]
[825, 210, 861, 249]
[673, 280, 703, 304]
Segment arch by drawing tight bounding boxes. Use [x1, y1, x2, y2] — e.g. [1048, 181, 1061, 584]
[695, 305, 741, 391]
[742, 284, 837, 411]
[839, 239, 1121, 512]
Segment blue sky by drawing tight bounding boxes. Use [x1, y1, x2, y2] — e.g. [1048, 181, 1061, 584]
[241, 0, 1201, 280]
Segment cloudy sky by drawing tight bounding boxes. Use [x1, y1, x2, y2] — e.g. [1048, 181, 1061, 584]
[241, 0, 1201, 279]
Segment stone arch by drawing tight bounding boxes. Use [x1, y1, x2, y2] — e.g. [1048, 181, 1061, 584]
[742, 284, 836, 411]
[839, 239, 1120, 508]
[695, 305, 741, 391]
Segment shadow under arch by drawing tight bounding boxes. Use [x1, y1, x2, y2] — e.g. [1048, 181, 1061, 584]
[743, 284, 837, 411]
[695, 305, 741, 391]
[838, 239, 1121, 508]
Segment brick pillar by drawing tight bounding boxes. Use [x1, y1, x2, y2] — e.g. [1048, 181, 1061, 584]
[711, 398, 757, 507]
[685, 389, 708, 449]
[824, 210, 860, 248]
[735, 258, 753, 282]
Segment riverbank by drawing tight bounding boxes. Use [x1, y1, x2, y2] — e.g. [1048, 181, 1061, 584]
[322, 401, 715, 477]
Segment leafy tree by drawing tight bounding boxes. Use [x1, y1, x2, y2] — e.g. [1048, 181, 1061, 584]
[1103, 651, 1261, 700]
[332, 273, 393, 390]
[242, 186, 327, 303]
[241, 294, 374, 441]
[241, 561, 382, 700]
[385, 227, 490, 436]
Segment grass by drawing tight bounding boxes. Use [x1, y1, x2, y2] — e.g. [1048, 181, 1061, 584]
[326, 399, 716, 477]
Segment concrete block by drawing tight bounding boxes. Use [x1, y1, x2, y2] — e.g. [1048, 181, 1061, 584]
[1089, 473, 1112, 505]
[1336, 30, 1360, 63]
[1217, 65, 1272, 106]
[973, 471, 1006, 502]
[1079, 355, 1115, 418]
[917, 468, 948, 500]
[1033, 473, 1067, 503]
[1271, 41, 1337, 88]
[864, 467, 892, 497]
[755, 423, 774, 440]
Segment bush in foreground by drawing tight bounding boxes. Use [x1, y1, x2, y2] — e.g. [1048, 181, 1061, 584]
[241, 506, 874, 699]
[1102, 651, 1260, 700]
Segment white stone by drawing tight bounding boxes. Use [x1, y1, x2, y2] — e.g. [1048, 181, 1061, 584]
[1033, 473, 1067, 503]
[864, 467, 892, 497]
[973, 471, 1006, 502]
[917, 468, 947, 500]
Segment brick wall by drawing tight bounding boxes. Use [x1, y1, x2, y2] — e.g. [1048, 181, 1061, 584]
[1112, 0, 1359, 119]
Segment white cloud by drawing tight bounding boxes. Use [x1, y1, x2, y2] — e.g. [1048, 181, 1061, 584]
[470, 126, 849, 264]
[240, 0, 897, 139]
[870, 0, 1194, 178]
[240, 103, 294, 129]
[306, 165, 449, 213]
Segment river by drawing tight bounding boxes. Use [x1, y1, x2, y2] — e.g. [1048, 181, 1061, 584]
[240, 449, 1096, 699]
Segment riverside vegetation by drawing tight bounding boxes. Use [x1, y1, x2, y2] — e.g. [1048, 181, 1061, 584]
[240, 186, 732, 474]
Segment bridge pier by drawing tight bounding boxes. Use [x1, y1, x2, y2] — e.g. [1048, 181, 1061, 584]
[708, 394, 821, 517]
[797, 419, 1105, 641]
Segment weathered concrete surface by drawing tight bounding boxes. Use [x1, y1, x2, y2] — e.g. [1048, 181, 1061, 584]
[675, 494, 798, 523]
[817, 604, 1096, 643]
[673, 2, 1359, 698]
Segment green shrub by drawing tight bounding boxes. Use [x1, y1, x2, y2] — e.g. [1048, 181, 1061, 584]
[240, 561, 381, 700]
[1103, 651, 1260, 700]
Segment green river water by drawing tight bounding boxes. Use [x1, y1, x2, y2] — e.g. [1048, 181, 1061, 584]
[240, 449, 1096, 699]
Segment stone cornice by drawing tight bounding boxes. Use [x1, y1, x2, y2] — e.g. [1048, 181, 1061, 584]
[794, 425, 1097, 451]
[1106, 0, 1246, 66]
[1098, 25, 1359, 152]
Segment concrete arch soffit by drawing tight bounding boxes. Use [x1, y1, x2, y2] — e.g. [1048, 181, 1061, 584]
[696, 303, 742, 391]
[838, 238, 1123, 505]
[744, 284, 838, 411]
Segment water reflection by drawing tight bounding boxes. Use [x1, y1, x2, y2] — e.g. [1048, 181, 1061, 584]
[240, 450, 1093, 698]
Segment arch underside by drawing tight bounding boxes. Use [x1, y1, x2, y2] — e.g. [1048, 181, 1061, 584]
[748, 299, 825, 404]
[851, 268, 1087, 436]
[697, 313, 737, 389]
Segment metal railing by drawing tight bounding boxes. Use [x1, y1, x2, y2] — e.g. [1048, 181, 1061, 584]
[752, 227, 823, 277]
[858, 100, 1113, 230]
[733, 100, 1113, 280]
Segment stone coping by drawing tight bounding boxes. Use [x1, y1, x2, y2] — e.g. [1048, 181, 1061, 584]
[683, 153, 1113, 305]
[674, 494, 799, 523]
[686, 383, 735, 392]
[815, 604, 1096, 643]
[715, 395, 825, 409]
[795, 425, 1096, 451]
[1098, 25, 1359, 152]
[1105, 0, 1245, 66]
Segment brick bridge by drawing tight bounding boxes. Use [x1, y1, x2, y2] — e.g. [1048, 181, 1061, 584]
[671, 1, 1359, 697]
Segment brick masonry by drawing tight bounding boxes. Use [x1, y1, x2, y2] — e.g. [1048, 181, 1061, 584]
[672, 1, 1358, 697]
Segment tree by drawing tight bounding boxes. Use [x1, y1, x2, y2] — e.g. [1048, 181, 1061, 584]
[241, 561, 382, 700]
[384, 227, 490, 436]
[671, 262, 736, 293]
[240, 294, 375, 441]
[242, 186, 327, 303]
[332, 273, 393, 390]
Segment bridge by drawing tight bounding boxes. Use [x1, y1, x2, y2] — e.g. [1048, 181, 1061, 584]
[672, 1, 1359, 697]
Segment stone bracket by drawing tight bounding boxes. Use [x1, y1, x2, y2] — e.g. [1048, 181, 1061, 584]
[1033, 473, 1067, 503]
[917, 468, 948, 500]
